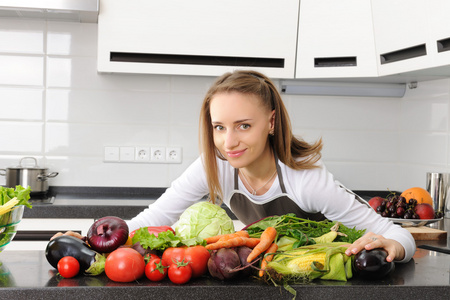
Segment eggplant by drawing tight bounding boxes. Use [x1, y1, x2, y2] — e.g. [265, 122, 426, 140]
[353, 248, 395, 280]
[45, 235, 106, 276]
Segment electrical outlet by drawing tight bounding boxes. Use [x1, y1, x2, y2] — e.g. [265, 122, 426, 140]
[135, 147, 150, 161]
[166, 147, 182, 163]
[151, 147, 166, 162]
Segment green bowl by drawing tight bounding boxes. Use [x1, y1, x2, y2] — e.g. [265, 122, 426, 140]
[0, 205, 24, 253]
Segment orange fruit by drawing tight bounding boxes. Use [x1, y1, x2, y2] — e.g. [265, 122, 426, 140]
[400, 187, 433, 206]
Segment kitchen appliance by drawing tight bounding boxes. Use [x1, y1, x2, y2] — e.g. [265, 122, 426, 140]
[0, 157, 58, 194]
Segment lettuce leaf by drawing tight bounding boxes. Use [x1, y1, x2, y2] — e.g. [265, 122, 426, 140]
[0, 186, 32, 208]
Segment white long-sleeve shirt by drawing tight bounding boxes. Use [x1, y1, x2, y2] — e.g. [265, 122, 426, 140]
[127, 156, 415, 262]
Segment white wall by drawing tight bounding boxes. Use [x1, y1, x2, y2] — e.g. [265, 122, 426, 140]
[1, 19, 449, 192]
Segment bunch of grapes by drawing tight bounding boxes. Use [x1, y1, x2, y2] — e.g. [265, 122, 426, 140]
[375, 193, 419, 219]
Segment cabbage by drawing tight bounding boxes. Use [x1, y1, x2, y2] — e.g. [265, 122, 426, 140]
[175, 202, 235, 240]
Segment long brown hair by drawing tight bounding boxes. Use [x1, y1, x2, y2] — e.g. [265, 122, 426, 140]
[199, 70, 322, 204]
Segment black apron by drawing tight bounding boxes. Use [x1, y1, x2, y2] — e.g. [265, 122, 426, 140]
[229, 158, 325, 225]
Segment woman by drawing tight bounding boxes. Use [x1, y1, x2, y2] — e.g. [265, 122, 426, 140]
[128, 70, 415, 263]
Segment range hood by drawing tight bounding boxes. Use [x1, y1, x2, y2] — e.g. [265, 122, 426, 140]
[0, 0, 99, 23]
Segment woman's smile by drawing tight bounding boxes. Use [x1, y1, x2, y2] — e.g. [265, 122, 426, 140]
[226, 149, 247, 158]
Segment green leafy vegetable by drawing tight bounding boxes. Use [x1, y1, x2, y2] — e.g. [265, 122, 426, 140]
[132, 228, 182, 251]
[0, 186, 32, 208]
[175, 202, 235, 241]
[246, 214, 365, 245]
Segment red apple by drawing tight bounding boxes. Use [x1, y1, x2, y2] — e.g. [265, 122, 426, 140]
[368, 196, 385, 211]
[414, 203, 435, 219]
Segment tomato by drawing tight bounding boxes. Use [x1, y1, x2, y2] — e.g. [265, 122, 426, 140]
[144, 253, 160, 263]
[168, 262, 192, 284]
[105, 248, 145, 282]
[145, 258, 167, 282]
[162, 247, 186, 267]
[57, 256, 80, 278]
[184, 245, 211, 278]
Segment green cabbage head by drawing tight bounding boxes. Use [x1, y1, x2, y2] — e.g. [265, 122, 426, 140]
[175, 202, 235, 240]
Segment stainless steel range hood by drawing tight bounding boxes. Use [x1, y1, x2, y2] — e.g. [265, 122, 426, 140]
[0, 0, 99, 23]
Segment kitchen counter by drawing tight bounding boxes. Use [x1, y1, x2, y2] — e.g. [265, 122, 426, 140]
[2, 187, 449, 299]
[0, 247, 449, 300]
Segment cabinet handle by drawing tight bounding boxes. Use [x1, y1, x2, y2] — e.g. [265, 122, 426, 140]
[110, 52, 285, 68]
[14, 230, 81, 241]
[437, 37, 450, 53]
[380, 44, 427, 64]
[314, 56, 357, 68]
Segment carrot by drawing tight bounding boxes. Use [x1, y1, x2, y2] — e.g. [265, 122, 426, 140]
[246, 226, 277, 263]
[258, 242, 278, 277]
[205, 237, 261, 250]
[205, 230, 249, 244]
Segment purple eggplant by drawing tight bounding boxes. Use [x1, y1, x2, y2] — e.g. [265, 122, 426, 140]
[354, 248, 395, 279]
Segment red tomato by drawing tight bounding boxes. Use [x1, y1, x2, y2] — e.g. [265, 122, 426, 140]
[168, 263, 192, 284]
[57, 256, 80, 278]
[105, 248, 145, 282]
[145, 258, 167, 282]
[144, 253, 159, 263]
[162, 247, 186, 266]
[184, 245, 211, 278]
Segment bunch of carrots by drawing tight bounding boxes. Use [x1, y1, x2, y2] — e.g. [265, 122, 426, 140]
[205, 227, 278, 277]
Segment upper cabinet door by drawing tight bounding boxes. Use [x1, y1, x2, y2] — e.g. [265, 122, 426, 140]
[97, 0, 299, 78]
[427, 0, 450, 68]
[372, 0, 432, 76]
[295, 0, 377, 79]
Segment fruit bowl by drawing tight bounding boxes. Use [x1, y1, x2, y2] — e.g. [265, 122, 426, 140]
[389, 217, 443, 227]
[0, 205, 24, 253]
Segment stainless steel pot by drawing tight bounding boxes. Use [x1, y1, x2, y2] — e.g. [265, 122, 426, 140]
[0, 157, 58, 193]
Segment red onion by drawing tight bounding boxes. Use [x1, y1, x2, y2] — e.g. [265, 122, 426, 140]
[87, 216, 129, 253]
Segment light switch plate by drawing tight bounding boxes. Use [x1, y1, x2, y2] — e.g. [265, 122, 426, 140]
[119, 147, 135, 162]
[104, 146, 119, 161]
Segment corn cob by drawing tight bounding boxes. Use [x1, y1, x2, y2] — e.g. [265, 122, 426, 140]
[0, 197, 19, 215]
[286, 250, 326, 273]
[266, 242, 352, 282]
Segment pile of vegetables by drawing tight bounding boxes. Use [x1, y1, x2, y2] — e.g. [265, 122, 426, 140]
[45, 205, 395, 290]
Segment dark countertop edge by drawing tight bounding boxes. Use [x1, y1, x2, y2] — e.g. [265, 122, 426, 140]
[0, 284, 448, 299]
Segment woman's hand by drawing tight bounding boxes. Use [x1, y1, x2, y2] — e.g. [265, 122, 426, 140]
[344, 231, 405, 262]
[50, 231, 84, 241]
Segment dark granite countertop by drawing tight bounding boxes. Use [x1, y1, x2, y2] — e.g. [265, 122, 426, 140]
[0, 248, 449, 299]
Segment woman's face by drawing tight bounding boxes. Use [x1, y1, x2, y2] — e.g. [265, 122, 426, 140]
[210, 91, 274, 169]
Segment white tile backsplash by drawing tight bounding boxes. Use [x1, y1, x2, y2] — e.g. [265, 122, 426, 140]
[1, 19, 450, 192]
[0, 55, 44, 86]
[0, 87, 43, 120]
[0, 19, 44, 54]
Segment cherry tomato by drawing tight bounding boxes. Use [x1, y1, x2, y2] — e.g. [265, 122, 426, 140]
[145, 258, 167, 282]
[144, 253, 159, 263]
[57, 256, 80, 278]
[168, 262, 192, 284]
[105, 248, 145, 282]
[184, 245, 210, 278]
[162, 247, 186, 266]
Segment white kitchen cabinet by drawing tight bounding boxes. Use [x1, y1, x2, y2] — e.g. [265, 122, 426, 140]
[371, 0, 432, 76]
[427, 0, 450, 68]
[97, 0, 299, 78]
[296, 0, 378, 79]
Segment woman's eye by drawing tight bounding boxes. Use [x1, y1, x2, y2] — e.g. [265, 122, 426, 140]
[240, 124, 250, 130]
[214, 125, 224, 131]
